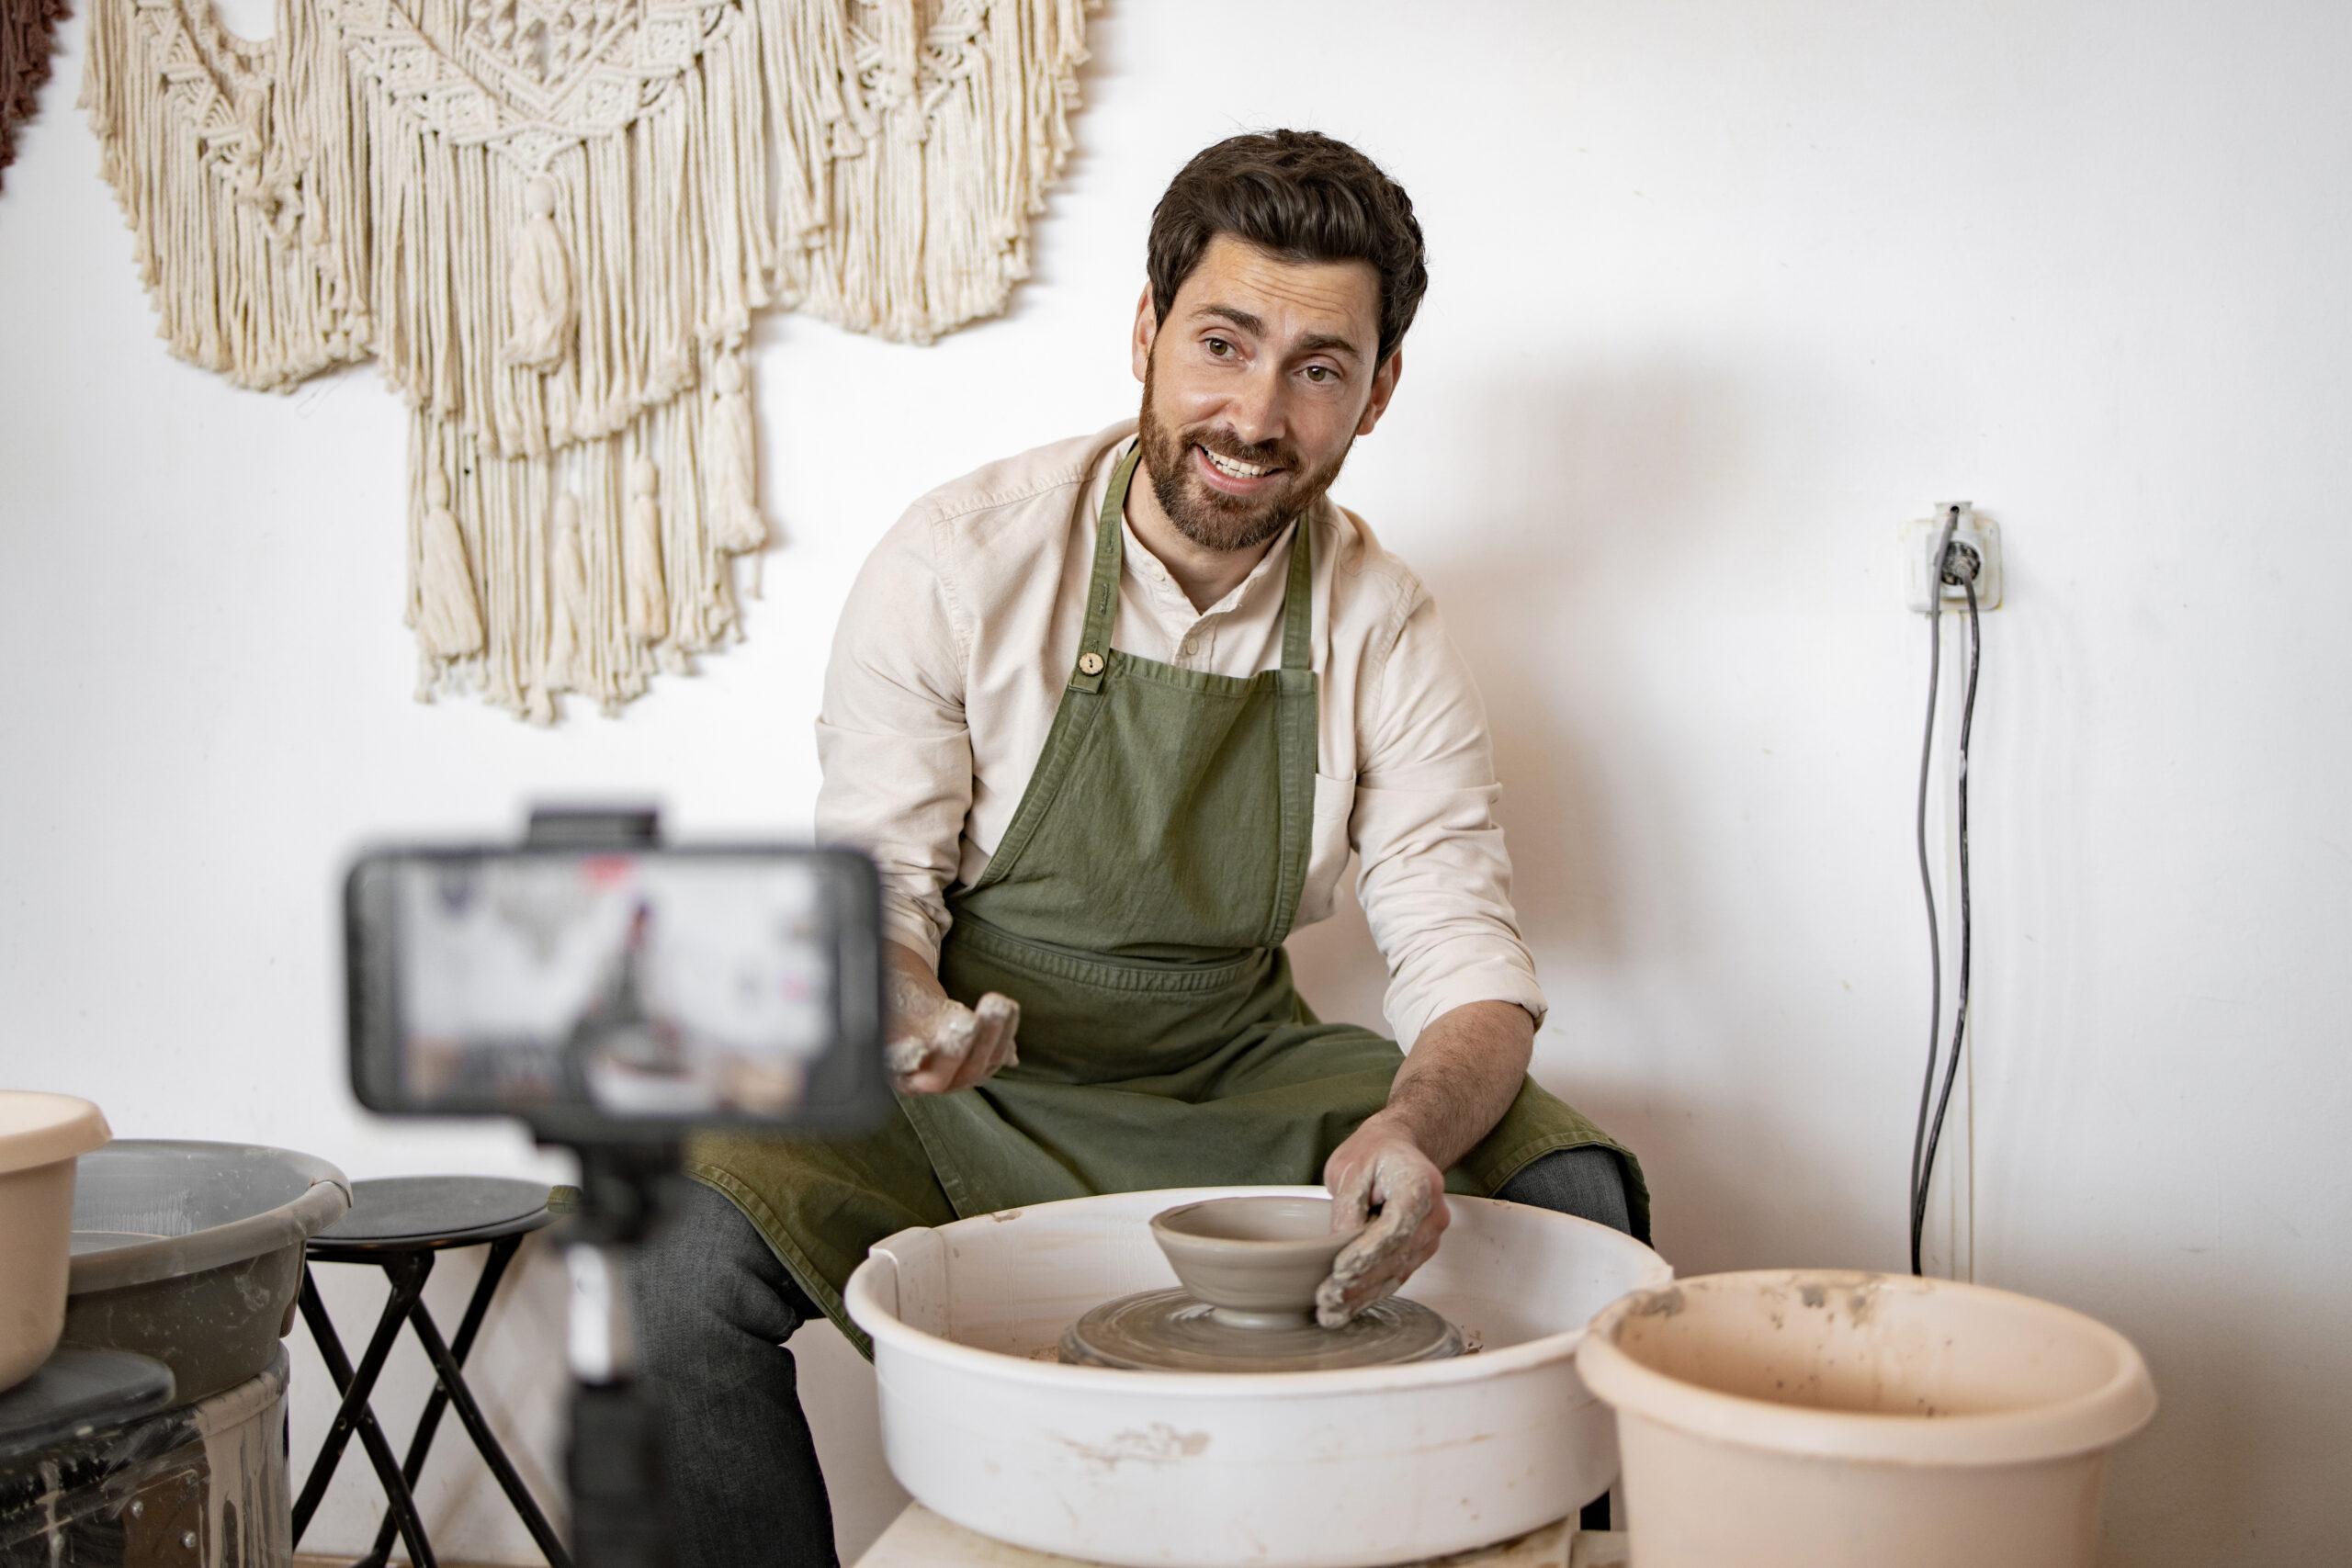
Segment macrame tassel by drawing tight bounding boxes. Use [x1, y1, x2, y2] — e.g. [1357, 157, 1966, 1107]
[417, 472, 484, 658]
[548, 491, 590, 687]
[503, 175, 574, 371]
[706, 351, 766, 593]
[624, 457, 670, 645]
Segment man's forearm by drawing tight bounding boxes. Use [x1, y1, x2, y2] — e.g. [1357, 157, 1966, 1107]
[1374, 1000, 1535, 1169]
[1315, 999, 1534, 1326]
[885, 938, 949, 1010]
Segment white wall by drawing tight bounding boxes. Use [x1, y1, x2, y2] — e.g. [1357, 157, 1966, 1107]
[5, 2, 2348, 1562]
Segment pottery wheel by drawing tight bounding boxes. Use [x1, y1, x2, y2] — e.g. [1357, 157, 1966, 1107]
[1060, 1289, 1464, 1372]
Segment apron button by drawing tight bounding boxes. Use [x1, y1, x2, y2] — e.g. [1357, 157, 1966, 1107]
[1078, 651, 1105, 676]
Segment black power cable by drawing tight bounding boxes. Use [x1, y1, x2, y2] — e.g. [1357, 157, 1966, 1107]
[1909, 510, 1983, 1276]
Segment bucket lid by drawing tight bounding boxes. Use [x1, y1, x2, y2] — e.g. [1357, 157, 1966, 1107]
[0, 1092, 110, 1176]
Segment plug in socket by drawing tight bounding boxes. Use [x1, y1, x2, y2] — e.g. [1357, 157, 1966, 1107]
[1903, 503, 2002, 614]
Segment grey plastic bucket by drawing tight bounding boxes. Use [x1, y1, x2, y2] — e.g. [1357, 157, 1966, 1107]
[64, 1141, 351, 1404]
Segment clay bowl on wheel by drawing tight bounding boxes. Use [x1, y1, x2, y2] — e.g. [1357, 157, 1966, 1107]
[1149, 1194, 1363, 1327]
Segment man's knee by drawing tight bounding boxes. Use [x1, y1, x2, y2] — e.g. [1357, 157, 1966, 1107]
[631, 1179, 817, 1362]
[1492, 1145, 1633, 1235]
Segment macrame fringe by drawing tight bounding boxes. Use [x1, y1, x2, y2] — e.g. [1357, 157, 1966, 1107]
[350, 0, 768, 463]
[80, 0, 370, 387]
[88, 0, 1100, 720]
[405, 373, 749, 722]
[768, 0, 1096, 344]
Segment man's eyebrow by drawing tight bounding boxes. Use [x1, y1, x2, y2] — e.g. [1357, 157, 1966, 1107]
[1295, 331, 1363, 359]
[1193, 303, 1267, 336]
[1191, 303, 1363, 361]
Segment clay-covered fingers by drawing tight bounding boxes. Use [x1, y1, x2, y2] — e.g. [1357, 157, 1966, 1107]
[882, 1032, 932, 1081]
[1315, 1193, 1433, 1327]
[1325, 1151, 1376, 1234]
[887, 998, 972, 1093]
[942, 992, 1020, 1091]
[887, 992, 1022, 1095]
[1314, 1157, 1449, 1329]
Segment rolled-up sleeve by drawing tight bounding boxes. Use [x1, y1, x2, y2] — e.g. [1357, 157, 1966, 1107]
[1351, 584, 1548, 1049]
[814, 511, 972, 967]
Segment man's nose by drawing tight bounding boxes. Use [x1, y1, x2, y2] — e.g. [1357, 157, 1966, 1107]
[1223, 364, 1289, 449]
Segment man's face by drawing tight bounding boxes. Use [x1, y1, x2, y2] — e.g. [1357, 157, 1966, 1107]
[1132, 234, 1403, 553]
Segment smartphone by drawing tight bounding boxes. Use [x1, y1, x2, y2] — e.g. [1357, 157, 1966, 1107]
[345, 844, 889, 1143]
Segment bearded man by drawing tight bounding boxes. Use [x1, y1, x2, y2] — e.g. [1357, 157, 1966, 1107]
[636, 130, 1647, 1568]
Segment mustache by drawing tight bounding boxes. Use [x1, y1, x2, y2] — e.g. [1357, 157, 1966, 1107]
[1190, 429, 1297, 474]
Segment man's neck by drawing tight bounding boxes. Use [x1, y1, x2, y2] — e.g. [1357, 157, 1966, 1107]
[1124, 452, 1283, 612]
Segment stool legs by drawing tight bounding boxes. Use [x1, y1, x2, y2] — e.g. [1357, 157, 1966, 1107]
[301, 1239, 571, 1568]
[296, 1255, 441, 1568]
[401, 1251, 574, 1568]
[353, 1237, 573, 1568]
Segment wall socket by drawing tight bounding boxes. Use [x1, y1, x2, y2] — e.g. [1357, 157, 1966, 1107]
[1903, 503, 2002, 614]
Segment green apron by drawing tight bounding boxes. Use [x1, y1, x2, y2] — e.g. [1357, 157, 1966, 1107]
[692, 446, 1646, 1355]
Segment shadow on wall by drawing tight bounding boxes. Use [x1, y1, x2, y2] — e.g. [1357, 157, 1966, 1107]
[1296, 355, 1852, 1265]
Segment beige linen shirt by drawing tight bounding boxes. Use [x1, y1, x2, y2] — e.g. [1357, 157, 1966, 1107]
[814, 421, 1547, 1050]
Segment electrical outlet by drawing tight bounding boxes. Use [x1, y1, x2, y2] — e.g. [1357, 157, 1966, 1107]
[1903, 503, 2002, 614]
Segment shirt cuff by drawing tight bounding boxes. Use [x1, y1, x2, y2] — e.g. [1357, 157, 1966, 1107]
[1388, 959, 1549, 1053]
[878, 895, 947, 973]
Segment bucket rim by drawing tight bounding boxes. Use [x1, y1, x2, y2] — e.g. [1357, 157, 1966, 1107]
[0, 1091, 110, 1175]
[1575, 1269, 2157, 1465]
[67, 1139, 353, 1295]
[847, 1186, 1676, 1399]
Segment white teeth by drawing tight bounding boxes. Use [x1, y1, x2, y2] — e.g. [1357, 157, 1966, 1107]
[1203, 448, 1267, 479]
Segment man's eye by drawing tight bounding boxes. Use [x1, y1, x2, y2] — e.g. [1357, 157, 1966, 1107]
[1305, 366, 1332, 383]
[1206, 338, 1232, 356]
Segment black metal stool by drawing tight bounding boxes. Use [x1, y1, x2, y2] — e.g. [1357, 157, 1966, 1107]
[295, 1176, 572, 1568]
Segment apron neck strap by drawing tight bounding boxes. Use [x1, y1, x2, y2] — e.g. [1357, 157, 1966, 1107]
[1071, 444, 1315, 693]
[1278, 499, 1313, 674]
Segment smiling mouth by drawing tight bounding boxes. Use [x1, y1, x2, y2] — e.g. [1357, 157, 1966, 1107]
[1198, 446, 1279, 482]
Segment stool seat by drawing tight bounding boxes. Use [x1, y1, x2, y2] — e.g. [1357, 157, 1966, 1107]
[309, 1176, 555, 1259]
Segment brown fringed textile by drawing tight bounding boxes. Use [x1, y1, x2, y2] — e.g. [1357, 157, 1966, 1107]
[1, 0, 70, 185]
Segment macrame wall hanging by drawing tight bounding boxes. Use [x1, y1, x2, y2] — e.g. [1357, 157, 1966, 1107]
[2, 0, 71, 185]
[84, 0, 1094, 718]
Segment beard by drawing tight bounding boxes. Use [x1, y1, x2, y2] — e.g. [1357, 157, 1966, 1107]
[1137, 350, 1356, 554]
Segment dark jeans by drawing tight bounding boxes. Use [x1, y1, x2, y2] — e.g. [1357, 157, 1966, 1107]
[630, 1146, 1632, 1568]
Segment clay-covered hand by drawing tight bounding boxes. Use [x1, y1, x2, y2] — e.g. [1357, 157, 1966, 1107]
[884, 965, 1020, 1095]
[1315, 1116, 1451, 1329]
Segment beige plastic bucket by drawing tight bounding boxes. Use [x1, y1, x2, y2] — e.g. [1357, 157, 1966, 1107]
[1576, 1270, 2156, 1568]
[0, 1092, 111, 1392]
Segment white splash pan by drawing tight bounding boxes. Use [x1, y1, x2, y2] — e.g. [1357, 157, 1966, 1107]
[843, 1184, 1671, 1568]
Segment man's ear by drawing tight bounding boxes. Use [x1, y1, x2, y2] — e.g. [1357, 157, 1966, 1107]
[1131, 284, 1158, 384]
[1357, 349, 1404, 436]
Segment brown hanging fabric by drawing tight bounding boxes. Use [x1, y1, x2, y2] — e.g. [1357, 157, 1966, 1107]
[1, 0, 70, 186]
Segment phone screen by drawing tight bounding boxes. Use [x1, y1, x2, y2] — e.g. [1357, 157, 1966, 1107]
[346, 846, 886, 1136]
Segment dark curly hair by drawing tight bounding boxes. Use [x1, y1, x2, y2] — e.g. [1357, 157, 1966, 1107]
[1146, 130, 1429, 367]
